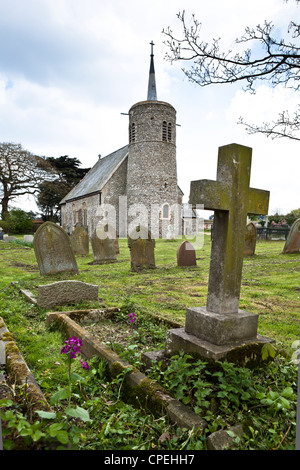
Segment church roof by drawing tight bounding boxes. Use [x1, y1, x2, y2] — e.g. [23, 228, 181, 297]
[60, 145, 129, 204]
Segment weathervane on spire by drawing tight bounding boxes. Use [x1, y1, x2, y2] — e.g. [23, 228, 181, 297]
[147, 40, 157, 101]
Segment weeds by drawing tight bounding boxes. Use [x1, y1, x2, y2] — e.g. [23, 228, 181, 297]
[0, 236, 299, 450]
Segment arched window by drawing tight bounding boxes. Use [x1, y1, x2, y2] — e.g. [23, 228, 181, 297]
[82, 202, 87, 227]
[161, 203, 170, 219]
[162, 121, 167, 141]
[129, 123, 136, 143]
[162, 121, 172, 142]
[168, 122, 172, 141]
[72, 204, 76, 225]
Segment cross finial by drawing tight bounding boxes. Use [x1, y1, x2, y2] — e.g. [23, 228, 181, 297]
[150, 40, 154, 56]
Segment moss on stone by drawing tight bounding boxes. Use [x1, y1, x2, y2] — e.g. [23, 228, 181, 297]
[1, 331, 14, 341]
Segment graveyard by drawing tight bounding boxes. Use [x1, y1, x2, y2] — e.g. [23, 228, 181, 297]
[0, 227, 299, 450]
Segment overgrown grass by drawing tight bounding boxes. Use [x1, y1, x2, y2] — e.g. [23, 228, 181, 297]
[0, 235, 299, 450]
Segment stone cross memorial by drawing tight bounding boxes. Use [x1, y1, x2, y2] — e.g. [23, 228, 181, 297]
[166, 144, 274, 364]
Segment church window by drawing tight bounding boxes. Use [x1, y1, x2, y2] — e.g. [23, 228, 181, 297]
[77, 208, 83, 226]
[162, 121, 167, 141]
[129, 123, 136, 143]
[161, 203, 170, 219]
[83, 202, 87, 227]
[99, 192, 102, 205]
[162, 121, 172, 142]
[168, 122, 172, 141]
[72, 204, 76, 225]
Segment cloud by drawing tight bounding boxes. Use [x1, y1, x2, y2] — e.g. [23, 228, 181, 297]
[0, 0, 299, 216]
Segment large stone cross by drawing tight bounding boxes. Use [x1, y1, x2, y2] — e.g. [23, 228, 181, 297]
[189, 143, 269, 314]
[164, 143, 273, 364]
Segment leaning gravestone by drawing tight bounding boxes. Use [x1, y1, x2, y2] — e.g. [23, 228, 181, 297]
[34, 222, 79, 275]
[70, 226, 89, 255]
[165, 143, 274, 365]
[177, 241, 197, 266]
[244, 222, 256, 255]
[283, 218, 300, 254]
[128, 226, 155, 272]
[90, 227, 117, 264]
[37, 280, 98, 308]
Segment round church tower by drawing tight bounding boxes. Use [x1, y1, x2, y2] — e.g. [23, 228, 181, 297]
[126, 42, 181, 237]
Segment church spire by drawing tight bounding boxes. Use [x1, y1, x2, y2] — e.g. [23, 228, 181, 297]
[147, 41, 157, 101]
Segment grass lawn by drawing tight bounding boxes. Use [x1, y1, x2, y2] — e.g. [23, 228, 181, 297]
[0, 234, 299, 450]
[1, 233, 299, 343]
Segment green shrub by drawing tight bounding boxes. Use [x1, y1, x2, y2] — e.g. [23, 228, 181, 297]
[0, 209, 34, 234]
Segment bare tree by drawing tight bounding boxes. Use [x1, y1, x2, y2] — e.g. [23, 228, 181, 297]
[163, 6, 300, 140]
[0, 142, 56, 218]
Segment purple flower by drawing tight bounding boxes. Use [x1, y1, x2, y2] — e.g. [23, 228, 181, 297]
[128, 312, 137, 323]
[80, 359, 90, 370]
[60, 336, 83, 359]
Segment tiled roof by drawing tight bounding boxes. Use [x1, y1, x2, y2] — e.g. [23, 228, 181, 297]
[60, 145, 128, 204]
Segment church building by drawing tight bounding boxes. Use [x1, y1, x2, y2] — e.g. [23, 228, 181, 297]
[60, 43, 183, 238]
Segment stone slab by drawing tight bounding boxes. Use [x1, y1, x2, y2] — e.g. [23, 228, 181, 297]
[37, 280, 99, 308]
[165, 327, 274, 366]
[185, 306, 259, 346]
[20, 289, 38, 305]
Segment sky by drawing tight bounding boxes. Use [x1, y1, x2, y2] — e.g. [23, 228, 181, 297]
[0, 0, 299, 217]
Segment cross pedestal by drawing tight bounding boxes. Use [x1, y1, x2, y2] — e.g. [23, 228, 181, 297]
[166, 144, 274, 365]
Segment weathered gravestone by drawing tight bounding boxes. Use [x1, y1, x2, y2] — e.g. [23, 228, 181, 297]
[37, 280, 98, 308]
[283, 218, 300, 254]
[3, 235, 16, 242]
[24, 235, 34, 243]
[165, 143, 274, 365]
[70, 226, 89, 255]
[244, 222, 257, 255]
[177, 241, 197, 266]
[128, 226, 155, 272]
[90, 225, 117, 264]
[34, 222, 79, 275]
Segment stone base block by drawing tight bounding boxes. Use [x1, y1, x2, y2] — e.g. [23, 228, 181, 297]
[165, 327, 274, 367]
[185, 307, 259, 346]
